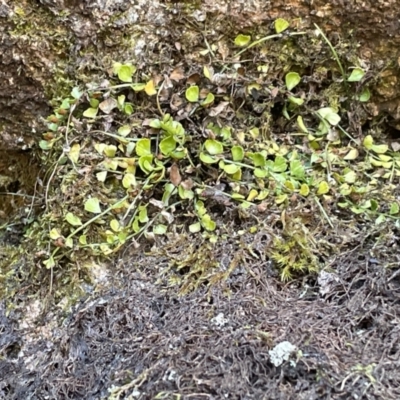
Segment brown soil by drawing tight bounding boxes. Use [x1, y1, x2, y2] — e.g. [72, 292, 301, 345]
[1, 234, 400, 399]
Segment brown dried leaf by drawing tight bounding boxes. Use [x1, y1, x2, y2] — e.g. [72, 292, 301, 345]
[187, 73, 201, 85]
[99, 97, 118, 114]
[181, 178, 194, 190]
[170, 67, 185, 82]
[170, 93, 184, 111]
[170, 163, 182, 186]
[209, 101, 229, 117]
[391, 141, 400, 152]
[217, 40, 230, 60]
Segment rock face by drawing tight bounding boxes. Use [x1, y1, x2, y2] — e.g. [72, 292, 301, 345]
[0, 0, 399, 152]
[0, 150, 39, 222]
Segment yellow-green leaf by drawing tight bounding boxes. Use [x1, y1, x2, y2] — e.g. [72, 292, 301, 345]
[347, 68, 365, 82]
[359, 88, 371, 102]
[317, 181, 330, 195]
[203, 65, 212, 80]
[344, 148, 359, 160]
[44, 257, 55, 269]
[390, 202, 399, 215]
[275, 194, 288, 204]
[68, 143, 80, 164]
[185, 86, 199, 102]
[371, 144, 388, 154]
[85, 197, 102, 214]
[110, 219, 120, 232]
[104, 145, 117, 158]
[378, 154, 392, 162]
[144, 79, 157, 96]
[317, 107, 340, 126]
[204, 139, 223, 155]
[201, 92, 215, 107]
[232, 145, 244, 161]
[288, 96, 304, 106]
[234, 34, 251, 47]
[49, 228, 61, 240]
[199, 152, 218, 164]
[131, 83, 146, 92]
[275, 18, 289, 33]
[285, 180, 295, 191]
[189, 222, 201, 233]
[138, 206, 148, 223]
[159, 136, 177, 155]
[255, 190, 269, 200]
[116, 64, 136, 83]
[65, 212, 83, 227]
[136, 138, 151, 156]
[363, 135, 374, 150]
[118, 125, 131, 137]
[299, 183, 310, 196]
[297, 115, 309, 133]
[344, 170, 357, 183]
[247, 189, 258, 201]
[83, 107, 98, 119]
[96, 171, 107, 182]
[285, 72, 301, 91]
[122, 173, 136, 189]
[201, 214, 216, 231]
[254, 168, 268, 178]
[223, 164, 240, 174]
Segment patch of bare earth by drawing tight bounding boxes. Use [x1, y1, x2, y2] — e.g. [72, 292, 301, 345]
[1, 232, 400, 399]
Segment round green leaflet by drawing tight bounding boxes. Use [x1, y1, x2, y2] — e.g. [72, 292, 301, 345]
[234, 34, 251, 47]
[204, 139, 224, 155]
[285, 72, 301, 91]
[185, 86, 199, 102]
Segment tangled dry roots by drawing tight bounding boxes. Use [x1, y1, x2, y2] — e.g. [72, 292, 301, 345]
[1, 234, 400, 399]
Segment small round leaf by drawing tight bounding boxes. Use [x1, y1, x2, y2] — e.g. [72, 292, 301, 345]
[136, 138, 151, 156]
[144, 79, 157, 96]
[159, 136, 177, 155]
[231, 145, 244, 161]
[317, 107, 341, 126]
[117, 64, 136, 83]
[275, 18, 289, 33]
[83, 107, 98, 119]
[347, 68, 365, 82]
[189, 222, 201, 233]
[185, 86, 199, 102]
[204, 139, 223, 155]
[285, 72, 301, 91]
[363, 135, 374, 150]
[358, 88, 371, 102]
[234, 34, 251, 47]
[223, 164, 240, 174]
[153, 224, 167, 235]
[199, 152, 218, 164]
[65, 212, 82, 226]
[85, 197, 102, 214]
[201, 92, 215, 107]
[317, 181, 330, 195]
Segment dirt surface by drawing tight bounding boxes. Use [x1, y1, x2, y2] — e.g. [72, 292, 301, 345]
[2, 232, 400, 399]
